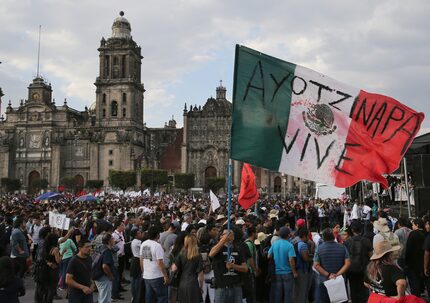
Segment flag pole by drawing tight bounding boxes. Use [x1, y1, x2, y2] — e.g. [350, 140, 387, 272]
[403, 158, 412, 218]
[227, 158, 232, 259]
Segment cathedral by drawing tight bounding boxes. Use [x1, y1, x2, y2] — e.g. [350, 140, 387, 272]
[0, 12, 312, 196]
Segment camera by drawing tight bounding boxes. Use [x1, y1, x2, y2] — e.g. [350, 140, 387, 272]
[204, 277, 217, 289]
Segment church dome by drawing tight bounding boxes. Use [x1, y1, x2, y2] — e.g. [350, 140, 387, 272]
[89, 101, 96, 112]
[112, 11, 131, 39]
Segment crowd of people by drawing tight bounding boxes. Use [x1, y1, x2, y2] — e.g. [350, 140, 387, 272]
[0, 192, 428, 303]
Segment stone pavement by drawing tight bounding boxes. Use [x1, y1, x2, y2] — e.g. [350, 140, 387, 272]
[20, 274, 133, 303]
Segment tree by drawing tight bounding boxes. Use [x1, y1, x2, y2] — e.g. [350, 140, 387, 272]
[141, 169, 169, 190]
[60, 177, 76, 192]
[174, 173, 195, 190]
[86, 180, 104, 190]
[1, 178, 21, 193]
[109, 170, 136, 191]
[206, 177, 226, 193]
[32, 179, 49, 191]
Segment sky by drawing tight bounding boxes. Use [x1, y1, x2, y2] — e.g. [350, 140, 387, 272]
[0, 0, 429, 133]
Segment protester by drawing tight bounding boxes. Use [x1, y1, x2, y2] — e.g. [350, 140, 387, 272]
[405, 218, 426, 296]
[0, 256, 25, 303]
[174, 234, 204, 303]
[130, 228, 143, 303]
[140, 226, 169, 303]
[365, 241, 407, 301]
[10, 217, 30, 278]
[344, 222, 372, 303]
[94, 233, 115, 303]
[209, 226, 247, 303]
[268, 226, 297, 303]
[66, 238, 94, 303]
[313, 228, 351, 303]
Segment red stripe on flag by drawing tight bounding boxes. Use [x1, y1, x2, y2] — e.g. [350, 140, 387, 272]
[335, 90, 424, 188]
[238, 163, 259, 210]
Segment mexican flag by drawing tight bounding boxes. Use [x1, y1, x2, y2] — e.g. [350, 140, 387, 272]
[230, 45, 425, 188]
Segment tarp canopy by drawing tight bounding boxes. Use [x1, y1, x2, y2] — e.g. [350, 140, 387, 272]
[315, 184, 345, 200]
[35, 192, 64, 201]
[74, 194, 98, 203]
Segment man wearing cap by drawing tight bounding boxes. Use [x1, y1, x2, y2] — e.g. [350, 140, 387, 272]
[268, 226, 297, 303]
[314, 228, 350, 303]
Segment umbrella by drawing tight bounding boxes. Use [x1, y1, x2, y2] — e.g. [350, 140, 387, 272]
[74, 194, 98, 203]
[35, 192, 64, 201]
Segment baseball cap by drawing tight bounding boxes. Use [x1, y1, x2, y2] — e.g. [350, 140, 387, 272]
[296, 219, 305, 228]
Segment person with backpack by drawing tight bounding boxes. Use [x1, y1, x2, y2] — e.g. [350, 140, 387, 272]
[94, 233, 115, 303]
[344, 222, 372, 303]
[244, 225, 258, 303]
[294, 227, 313, 303]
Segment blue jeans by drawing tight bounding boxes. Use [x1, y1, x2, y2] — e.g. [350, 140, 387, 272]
[144, 277, 168, 303]
[95, 276, 112, 303]
[60, 257, 72, 289]
[131, 276, 142, 303]
[214, 286, 242, 303]
[111, 267, 120, 297]
[270, 274, 294, 303]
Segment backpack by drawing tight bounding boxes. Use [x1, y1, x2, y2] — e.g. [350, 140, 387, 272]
[347, 237, 368, 273]
[91, 248, 106, 280]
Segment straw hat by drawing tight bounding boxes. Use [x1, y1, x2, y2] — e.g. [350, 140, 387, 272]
[254, 232, 268, 245]
[268, 209, 279, 219]
[370, 240, 400, 260]
[216, 214, 226, 221]
[373, 218, 390, 233]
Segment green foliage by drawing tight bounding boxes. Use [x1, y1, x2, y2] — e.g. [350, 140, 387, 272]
[109, 170, 136, 191]
[174, 173, 195, 190]
[86, 180, 104, 190]
[60, 176, 76, 191]
[1, 177, 21, 193]
[206, 177, 226, 193]
[141, 169, 169, 190]
[32, 179, 49, 190]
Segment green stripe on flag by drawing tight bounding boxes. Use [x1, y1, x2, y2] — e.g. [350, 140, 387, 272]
[230, 45, 295, 170]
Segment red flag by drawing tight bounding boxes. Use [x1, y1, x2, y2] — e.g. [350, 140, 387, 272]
[238, 163, 259, 210]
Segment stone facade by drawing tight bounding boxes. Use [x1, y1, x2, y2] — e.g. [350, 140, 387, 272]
[181, 83, 232, 188]
[0, 13, 181, 193]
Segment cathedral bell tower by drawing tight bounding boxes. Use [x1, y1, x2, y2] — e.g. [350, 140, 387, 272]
[94, 11, 144, 127]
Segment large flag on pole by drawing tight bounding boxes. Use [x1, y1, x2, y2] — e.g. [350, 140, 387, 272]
[209, 190, 221, 212]
[230, 45, 424, 188]
[238, 163, 259, 210]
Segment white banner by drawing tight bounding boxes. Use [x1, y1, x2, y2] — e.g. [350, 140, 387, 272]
[210, 190, 221, 212]
[49, 212, 70, 230]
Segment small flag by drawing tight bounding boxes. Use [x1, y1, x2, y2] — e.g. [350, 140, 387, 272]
[238, 163, 259, 210]
[209, 190, 221, 212]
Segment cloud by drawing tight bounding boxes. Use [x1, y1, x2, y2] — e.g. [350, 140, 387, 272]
[0, 0, 429, 132]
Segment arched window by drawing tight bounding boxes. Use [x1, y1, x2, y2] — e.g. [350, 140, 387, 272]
[104, 55, 110, 78]
[121, 55, 126, 78]
[123, 108, 126, 117]
[102, 109, 106, 118]
[113, 57, 119, 78]
[122, 93, 126, 104]
[111, 101, 118, 117]
[102, 93, 106, 104]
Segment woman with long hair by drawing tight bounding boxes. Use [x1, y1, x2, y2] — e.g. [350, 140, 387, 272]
[174, 234, 204, 303]
[35, 233, 61, 303]
[0, 256, 25, 303]
[169, 232, 186, 303]
[365, 240, 425, 302]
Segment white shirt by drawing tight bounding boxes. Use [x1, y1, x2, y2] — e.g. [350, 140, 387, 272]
[181, 222, 189, 232]
[112, 230, 125, 256]
[131, 239, 142, 258]
[31, 224, 43, 245]
[140, 239, 164, 279]
[351, 203, 359, 220]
